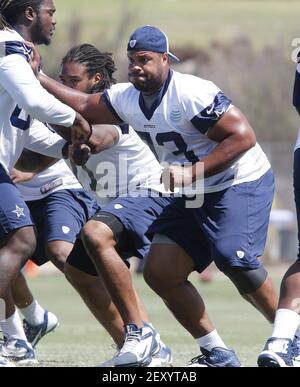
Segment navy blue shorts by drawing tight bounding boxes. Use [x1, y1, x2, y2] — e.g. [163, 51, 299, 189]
[27, 189, 100, 266]
[67, 195, 173, 276]
[293, 149, 300, 260]
[96, 195, 174, 260]
[0, 165, 34, 238]
[149, 170, 275, 273]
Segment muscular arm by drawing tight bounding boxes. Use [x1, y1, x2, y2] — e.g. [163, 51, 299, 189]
[0, 54, 76, 126]
[89, 125, 119, 153]
[15, 149, 58, 173]
[193, 106, 256, 179]
[38, 73, 121, 126]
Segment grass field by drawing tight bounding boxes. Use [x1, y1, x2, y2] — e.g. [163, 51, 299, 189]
[25, 266, 284, 367]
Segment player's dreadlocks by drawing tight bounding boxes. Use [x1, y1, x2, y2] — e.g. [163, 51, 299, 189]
[61, 44, 117, 93]
[0, 0, 43, 29]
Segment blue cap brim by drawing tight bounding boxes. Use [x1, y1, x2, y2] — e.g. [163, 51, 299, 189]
[168, 52, 180, 63]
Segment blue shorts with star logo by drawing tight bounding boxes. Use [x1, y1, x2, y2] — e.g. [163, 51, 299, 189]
[0, 164, 34, 239]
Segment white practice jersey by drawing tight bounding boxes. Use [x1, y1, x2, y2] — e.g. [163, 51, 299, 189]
[104, 70, 271, 193]
[17, 159, 82, 202]
[73, 125, 165, 206]
[17, 124, 164, 205]
[17, 119, 82, 201]
[0, 28, 75, 174]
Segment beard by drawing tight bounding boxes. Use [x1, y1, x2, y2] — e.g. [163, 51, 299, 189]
[129, 75, 159, 93]
[32, 15, 51, 46]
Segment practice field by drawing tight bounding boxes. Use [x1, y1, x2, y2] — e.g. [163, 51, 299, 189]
[26, 266, 283, 367]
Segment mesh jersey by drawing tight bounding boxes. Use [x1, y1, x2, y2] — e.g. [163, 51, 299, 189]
[71, 125, 165, 206]
[104, 69, 271, 193]
[0, 28, 75, 173]
[16, 120, 81, 201]
[18, 125, 164, 205]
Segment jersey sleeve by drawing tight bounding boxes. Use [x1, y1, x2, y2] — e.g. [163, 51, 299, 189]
[103, 83, 132, 123]
[182, 78, 232, 134]
[0, 51, 76, 127]
[25, 119, 66, 158]
[293, 51, 300, 107]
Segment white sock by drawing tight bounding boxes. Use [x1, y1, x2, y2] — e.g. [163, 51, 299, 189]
[0, 310, 27, 341]
[196, 329, 228, 352]
[19, 300, 45, 326]
[272, 309, 300, 340]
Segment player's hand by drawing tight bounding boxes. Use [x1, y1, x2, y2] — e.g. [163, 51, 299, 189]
[71, 113, 92, 145]
[69, 143, 91, 166]
[10, 168, 36, 184]
[26, 41, 42, 76]
[161, 164, 194, 191]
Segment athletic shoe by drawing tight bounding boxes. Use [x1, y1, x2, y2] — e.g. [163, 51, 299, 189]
[0, 355, 15, 367]
[186, 347, 241, 367]
[257, 337, 294, 367]
[292, 335, 300, 367]
[23, 311, 59, 348]
[148, 341, 172, 367]
[98, 345, 120, 367]
[114, 323, 159, 367]
[1, 338, 38, 365]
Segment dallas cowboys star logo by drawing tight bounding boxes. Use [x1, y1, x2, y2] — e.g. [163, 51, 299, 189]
[12, 205, 25, 218]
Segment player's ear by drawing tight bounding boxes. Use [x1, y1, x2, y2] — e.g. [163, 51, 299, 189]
[24, 6, 36, 22]
[162, 52, 169, 64]
[92, 72, 102, 86]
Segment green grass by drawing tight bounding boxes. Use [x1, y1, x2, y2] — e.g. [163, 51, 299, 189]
[26, 269, 281, 367]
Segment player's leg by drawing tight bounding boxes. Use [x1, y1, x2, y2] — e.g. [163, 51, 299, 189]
[64, 253, 125, 348]
[0, 287, 37, 365]
[0, 166, 36, 298]
[82, 220, 143, 328]
[12, 271, 34, 309]
[65, 236, 172, 367]
[258, 152, 300, 367]
[11, 270, 59, 348]
[81, 196, 173, 367]
[19, 189, 99, 347]
[144, 239, 240, 367]
[187, 170, 278, 323]
[144, 196, 244, 367]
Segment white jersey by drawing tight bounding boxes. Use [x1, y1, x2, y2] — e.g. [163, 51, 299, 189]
[0, 28, 75, 174]
[17, 120, 82, 201]
[17, 159, 82, 202]
[73, 125, 165, 206]
[17, 124, 164, 205]
[104, 70, 271, 193]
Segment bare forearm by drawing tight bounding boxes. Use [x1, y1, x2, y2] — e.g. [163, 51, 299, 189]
[193, 134, 255, 180]
[15, 150, 58, 173]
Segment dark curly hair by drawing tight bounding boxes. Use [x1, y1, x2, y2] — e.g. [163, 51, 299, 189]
[61, 43, 117, 93]
[0, 0, 44, 29]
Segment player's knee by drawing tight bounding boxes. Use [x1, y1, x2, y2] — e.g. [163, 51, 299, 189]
[81, 221, 115, 254]
[222, 265, 268, 295]
[47, 245, 69, 271]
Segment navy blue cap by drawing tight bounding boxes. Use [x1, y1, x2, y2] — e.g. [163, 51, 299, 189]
[127, 25, 180, 63]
